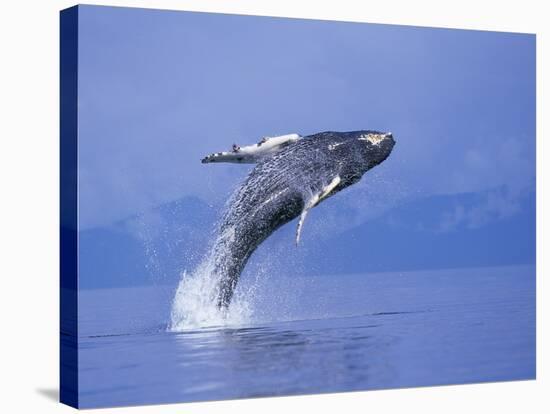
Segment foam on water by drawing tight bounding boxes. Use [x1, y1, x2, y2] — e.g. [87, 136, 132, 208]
[169, 260, 254, 331]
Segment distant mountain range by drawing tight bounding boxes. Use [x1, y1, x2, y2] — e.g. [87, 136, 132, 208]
[301, 189, 535, 276]
[78, 189, 535, 289]
[79, 196, 216, 288]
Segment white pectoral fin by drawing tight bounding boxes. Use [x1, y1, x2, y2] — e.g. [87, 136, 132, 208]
[295, 176, 341, 246]
[295, 209, 309, 246]
[319, 176, 341, 201]
[202, 133, 301, 164]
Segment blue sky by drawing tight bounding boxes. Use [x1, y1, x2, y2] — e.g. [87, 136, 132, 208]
[76, 6, 535, 288]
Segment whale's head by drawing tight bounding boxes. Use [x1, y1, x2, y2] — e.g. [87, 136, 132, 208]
[324, 130, 395, 186]
[355, 130, 395, 168]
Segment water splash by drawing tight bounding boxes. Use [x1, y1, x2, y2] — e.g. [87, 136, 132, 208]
[168, 197, 311, 332]
[168, 177, 332, 331]
[169, 259, 253, 331]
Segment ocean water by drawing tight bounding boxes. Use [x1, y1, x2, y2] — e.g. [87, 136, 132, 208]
[77, 265, 535, 408]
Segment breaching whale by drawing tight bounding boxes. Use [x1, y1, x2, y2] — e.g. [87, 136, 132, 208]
[201, 130, 396, 308]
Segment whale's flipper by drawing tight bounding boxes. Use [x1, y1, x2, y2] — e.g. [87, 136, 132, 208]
[318, 176, 341, 200]
[295, 209, 309, 246]
[295, 176, 341, 245]
[201, 133, 301, 164]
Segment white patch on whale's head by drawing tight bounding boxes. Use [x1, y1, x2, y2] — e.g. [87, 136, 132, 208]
[358, 132, 392, 146]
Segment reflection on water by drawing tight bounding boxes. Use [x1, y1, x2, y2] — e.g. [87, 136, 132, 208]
[77, 266, 535, 408]
[171, 320, 389, 397]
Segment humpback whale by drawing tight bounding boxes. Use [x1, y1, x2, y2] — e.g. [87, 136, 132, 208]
[201, 130, 396, 308]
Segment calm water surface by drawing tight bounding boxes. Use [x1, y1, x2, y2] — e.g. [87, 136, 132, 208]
[77, 265, 535, 408]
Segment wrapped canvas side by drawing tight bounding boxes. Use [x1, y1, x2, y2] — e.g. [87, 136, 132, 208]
[60, 5, 79, 409]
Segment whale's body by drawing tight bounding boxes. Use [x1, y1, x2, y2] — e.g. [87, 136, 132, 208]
[206, 130, 396, 307]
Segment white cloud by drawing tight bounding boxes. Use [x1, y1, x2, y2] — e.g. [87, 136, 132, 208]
[436, 185, 529, 233]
